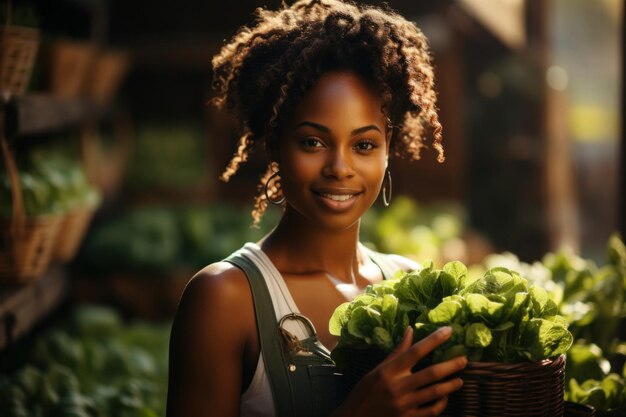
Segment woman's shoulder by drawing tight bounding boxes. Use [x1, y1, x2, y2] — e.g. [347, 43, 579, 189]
[171, 261, 255, 355]
[181, 262, 250, 308]
[185, 261, 248, 297]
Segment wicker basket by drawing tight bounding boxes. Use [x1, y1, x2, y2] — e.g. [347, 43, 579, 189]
[53, 206, 95, 263]
[341, 347, 388, 388]
[341, 348, 567, 417]
[0, 2, 39, 96]
[85, 49, 130, 105]
[442, 355, 566, 417]
[0, 214, 61, 282]
[0, 131, 61, 283]
[48, 40, 96, 99]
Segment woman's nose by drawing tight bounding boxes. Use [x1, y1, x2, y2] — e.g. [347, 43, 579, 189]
[322, 148, 354, 179]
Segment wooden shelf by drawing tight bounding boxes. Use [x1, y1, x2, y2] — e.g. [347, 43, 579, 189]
[2, 94, 107, 138]
[0, 268, 68, 350]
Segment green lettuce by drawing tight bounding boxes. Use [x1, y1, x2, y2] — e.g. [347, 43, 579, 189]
[331, 260, 573, 369]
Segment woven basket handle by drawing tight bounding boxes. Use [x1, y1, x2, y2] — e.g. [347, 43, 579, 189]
[0, 113, 25, 239]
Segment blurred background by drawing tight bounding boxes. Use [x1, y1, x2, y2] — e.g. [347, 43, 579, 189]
[0, 0, 623, 416]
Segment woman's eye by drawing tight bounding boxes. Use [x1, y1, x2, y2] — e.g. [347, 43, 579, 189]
[301, 138, 324, 148]
[355, 140, 377, 151]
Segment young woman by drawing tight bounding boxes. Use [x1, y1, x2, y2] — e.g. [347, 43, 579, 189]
[166, 1, 467, 416]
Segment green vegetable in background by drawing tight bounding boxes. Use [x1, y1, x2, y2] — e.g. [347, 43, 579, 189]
[0, 171, 59, 217]
[566, 343, 611, 384]
[80, 208, 181, 271]
[359, 196, 466, 266]
[127, 123, 208, 190]
[1, 305, 170, 417]
[542, 234, 626, 353]
[567, 374, 626, 415]
[0, 146, 101, 218]
[78, 204, 280, 273]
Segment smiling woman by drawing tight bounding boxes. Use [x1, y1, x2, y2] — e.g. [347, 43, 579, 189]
[166, 1, 465, 417]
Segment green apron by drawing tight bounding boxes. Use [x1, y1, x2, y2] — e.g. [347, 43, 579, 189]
[225, 247, 394, 417]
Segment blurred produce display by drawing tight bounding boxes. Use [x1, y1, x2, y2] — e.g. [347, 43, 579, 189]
[1, 145, 100, 218]
[566, 343, 626, 415]
[78, 204, 280, 273]
[0, 305, 170, 417]
[479, 234, 626, 415]
[359, 196, 488, 266]
[126, 123, 208, 191]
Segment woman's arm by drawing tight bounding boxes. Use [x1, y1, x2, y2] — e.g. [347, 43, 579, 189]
[166, 263, 255, 417]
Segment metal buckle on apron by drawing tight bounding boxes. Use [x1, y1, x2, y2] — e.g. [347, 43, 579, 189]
[278, 313, 319, 371]
[279, 327, 308, 353]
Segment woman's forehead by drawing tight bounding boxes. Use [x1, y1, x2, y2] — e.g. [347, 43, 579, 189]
[287, 71, 387, 131]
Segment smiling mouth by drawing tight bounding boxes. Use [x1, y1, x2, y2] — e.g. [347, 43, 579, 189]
[318, 192, 356, 201]
[311, 189, 362, 212]
[312, 189, 362, 201]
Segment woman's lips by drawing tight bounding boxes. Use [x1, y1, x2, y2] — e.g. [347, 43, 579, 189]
[311, 188, 362, 212]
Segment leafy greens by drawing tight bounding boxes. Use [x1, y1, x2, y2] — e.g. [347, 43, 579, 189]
[330, 260, 573, 369]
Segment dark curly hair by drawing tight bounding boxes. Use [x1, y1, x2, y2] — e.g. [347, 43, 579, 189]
[211, 0, 444, 225]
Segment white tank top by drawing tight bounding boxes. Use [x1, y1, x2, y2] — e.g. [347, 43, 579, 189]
[237, 242, 403, 417]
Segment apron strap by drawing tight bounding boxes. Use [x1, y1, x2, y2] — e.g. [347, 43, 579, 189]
[362, 246, 398, 280]
[224, 253, 296, 417]
[225, 246, 399, 416]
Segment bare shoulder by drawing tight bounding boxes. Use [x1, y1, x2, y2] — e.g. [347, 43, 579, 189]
[180, 261, 251, 307]
[167, 262, 254, 417]
[387, 254, 422, 273]
[172, 260, 254, 345]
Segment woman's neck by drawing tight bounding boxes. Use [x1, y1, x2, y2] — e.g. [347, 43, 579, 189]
[260, 206, 363, 283]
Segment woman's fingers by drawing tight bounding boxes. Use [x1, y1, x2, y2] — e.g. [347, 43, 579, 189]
[409, 396, 448, 417]
[384, 326, 414, 363]
[388, 327, 453, 372]
[361, 327, 464, 417]
[400, 377, 463, 410]
[399, 356, 468, 392]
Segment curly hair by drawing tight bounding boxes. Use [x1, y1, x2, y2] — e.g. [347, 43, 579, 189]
[211, 0, 444, 225]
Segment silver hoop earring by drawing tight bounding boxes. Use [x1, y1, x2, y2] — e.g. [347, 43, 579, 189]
[264, 171, 286, 205]
[382, 169, 392, 207]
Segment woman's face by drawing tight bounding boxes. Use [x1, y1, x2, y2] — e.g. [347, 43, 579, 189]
[277, 71, 391, 231]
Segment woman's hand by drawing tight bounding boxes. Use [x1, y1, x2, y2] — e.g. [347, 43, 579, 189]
[332, 326, 467, 417]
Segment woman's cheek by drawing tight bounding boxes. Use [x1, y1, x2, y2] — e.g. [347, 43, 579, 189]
[283, 153, 322, 182]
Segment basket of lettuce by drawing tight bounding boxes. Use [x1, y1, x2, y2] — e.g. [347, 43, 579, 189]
[330, 261, 573, 417]
[0, 142, 101, 281]
[27, 148, 101, 262]
[0, 139, 63, 282]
